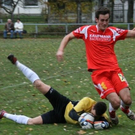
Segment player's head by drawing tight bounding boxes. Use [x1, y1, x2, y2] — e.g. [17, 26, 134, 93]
[95, 7, 110, 19]
[92, 102, 107, 116]
[95, 7, 110, 31]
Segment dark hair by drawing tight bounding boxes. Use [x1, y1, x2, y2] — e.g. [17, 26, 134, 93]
[17, 18, 20, 21]
[94, 102, 107, 116]
[95, 7, 110, 19]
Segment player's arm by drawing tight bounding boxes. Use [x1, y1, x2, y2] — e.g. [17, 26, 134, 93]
[69, 108, 80, 121]
[68, 99, 86, 121]
[56, 32, 76, 62]
[126, 29, 135, 37]
[69, 108, 94, 130]
[68, 97, 95, 121]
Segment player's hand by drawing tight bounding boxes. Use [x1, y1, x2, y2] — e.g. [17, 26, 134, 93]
[79, 118, 93, 129]
[132, 28, 135, 31]
[56, 50, 64, 62]
[94, 121, 109, 130]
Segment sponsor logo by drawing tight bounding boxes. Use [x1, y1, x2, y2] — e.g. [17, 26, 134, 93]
[118, 73, 126, 82]
[89, 34, 111, 41]
[101, 82, 107, 90]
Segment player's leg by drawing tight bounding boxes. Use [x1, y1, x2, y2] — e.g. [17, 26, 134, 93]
[112, 68, 135, 120]
[106, 93, 120, 125]
[119, 88, 135, 120]
[7, 54, 69, 124]
[27, 116, 43, 124]
[0, 110, 43, 125]
[92, 71, 120, 125]
[7, 54, 50, 95]
[107, 93, 120, 110]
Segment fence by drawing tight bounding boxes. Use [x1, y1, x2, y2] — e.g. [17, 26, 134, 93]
[0, 23, 135, 38]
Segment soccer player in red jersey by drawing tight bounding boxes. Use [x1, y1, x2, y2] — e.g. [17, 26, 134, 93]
[56, 7, 135, 125]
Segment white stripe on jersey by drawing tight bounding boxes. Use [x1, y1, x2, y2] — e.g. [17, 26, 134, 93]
[94, 83, 104, 92]
[80, 25, 92, 39]
[108, 28, 120, 41]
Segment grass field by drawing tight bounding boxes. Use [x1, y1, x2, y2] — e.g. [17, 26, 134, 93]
[0, 38, 135, 135]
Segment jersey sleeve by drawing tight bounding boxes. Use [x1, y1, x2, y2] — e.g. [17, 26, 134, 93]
[109, 27, 128, 41]
[73, 97, 96, 113]
[72, 25, 90, 39]
[116, 28, 128, 40]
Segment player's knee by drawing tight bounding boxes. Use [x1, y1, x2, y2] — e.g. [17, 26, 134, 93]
[27, 119, 35, 125]
[122, 97, 132, 105]
[34, 80, 43, 89]
[119, 87, 132, 105]
[111, 99, 121, 109]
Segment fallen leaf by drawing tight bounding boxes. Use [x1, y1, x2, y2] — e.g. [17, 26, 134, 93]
[118, 115, 122, 118]
[29, 128, 33, 131]
[77, 130, 86, 134]
[54, 123, 58, 126]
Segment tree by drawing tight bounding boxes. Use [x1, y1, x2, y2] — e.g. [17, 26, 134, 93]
[97, 0, 104, 7]
[106, 0, 114, 23]
[76, 0, 82, 23]
[127, 0, 134, 29]
[75, 0, 94, 23]
[46, 0, 94, 23]
[0, 0, 22, 21]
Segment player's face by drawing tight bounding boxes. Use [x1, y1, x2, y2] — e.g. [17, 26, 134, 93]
[95, 14, 110, 31]
[91, 109, 96, 116]
[91, 106, 97, 116]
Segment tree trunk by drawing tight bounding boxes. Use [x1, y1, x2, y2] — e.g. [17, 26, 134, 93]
[11, 13, 14, 22]
[128, 0, 134, 29]
[107, 0, 114, 23]
[110, 0, 114, 23]
[76, 0, 82, 23]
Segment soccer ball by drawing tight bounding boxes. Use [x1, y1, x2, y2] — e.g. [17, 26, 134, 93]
[79, 113, 94, 129]
[80, 113, 94, 124]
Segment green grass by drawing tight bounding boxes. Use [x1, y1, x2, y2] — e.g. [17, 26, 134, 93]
[0, 38, 135, 135]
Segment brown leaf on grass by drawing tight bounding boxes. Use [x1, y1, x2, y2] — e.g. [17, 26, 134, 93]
[43, 70, 47, 73]
[29, 128, 33, 131]
[54, 123, 58, 126]
[77, 130, 86, 134]
[118, 115, 122, 118]
[89, 133, 94, 135]
[25, 127, 33, 131]
[41, 105, 46, 108]
[18, 110, 22, 113]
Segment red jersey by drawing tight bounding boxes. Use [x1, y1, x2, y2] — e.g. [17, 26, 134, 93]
[72, 25, 128, 71]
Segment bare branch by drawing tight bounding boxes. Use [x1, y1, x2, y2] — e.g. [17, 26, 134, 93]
[0, 0, 22, 14]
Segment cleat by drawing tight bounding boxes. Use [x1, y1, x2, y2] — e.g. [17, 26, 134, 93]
[0, 110, 6, 119]
[127, 111, 135, 120]
[7, 54, 17, 64]
[110, 116, 119, 125]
